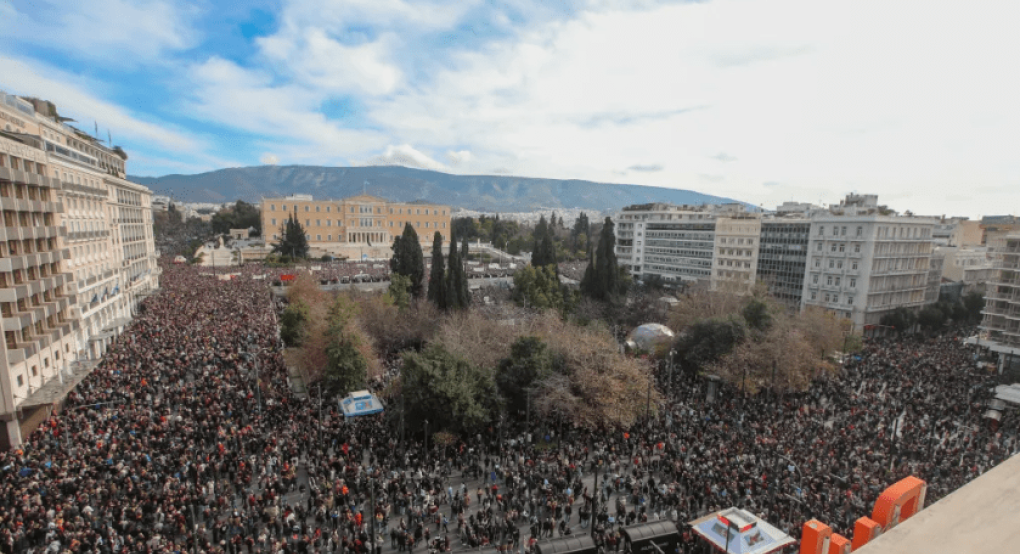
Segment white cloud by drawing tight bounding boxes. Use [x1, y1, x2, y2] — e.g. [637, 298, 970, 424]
[184, 57, 388, 158]
[0, 57, 201, 153]
[260, 153, 280, 165]
[250, 0, 482, 97]
[359, 0, 1020, 217]
[258, 29, 402, 96]
[1, 0, 197, 63]
[446, 150, 472, 166]
[360, 144, 447, 171]
[276, 0, 478, 31]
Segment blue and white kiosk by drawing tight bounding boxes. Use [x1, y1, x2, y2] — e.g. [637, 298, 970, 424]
[340, 390, 384, 418]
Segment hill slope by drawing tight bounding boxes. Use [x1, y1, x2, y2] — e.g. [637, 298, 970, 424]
[130, 165, 748, 212]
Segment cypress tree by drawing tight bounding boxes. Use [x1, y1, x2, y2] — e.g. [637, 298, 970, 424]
[273, 213, 309, 259]
[581, 217, 620, 300]
[390, 223, 425, 299]
[427, 231, 447, 310]
[532, 216, 548, 267]
[459, 238, 471, 308]
[446, 229, 462, 310]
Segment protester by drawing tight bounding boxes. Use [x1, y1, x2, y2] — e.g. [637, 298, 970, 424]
[0, 261, 1013, 554]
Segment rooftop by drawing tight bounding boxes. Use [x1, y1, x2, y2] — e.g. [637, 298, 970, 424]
[857, 452, 1020, 554]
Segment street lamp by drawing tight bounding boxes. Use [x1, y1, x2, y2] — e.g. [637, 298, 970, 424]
[667, 349, 676, 396]
[423, 419, 429, 463]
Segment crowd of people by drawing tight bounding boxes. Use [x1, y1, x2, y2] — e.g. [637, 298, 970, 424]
[0, 260, 1015, 554]
[200, 257, 518, 286]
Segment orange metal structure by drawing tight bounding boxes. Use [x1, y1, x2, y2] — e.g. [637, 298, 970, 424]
[799, 476, 927, 553]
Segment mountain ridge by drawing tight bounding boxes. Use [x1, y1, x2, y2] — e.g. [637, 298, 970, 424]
[129, 165, 751, 213]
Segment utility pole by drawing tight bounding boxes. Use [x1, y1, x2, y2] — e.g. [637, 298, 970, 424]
[591, 457, 599, 539]
[526, 389, 531, 425]
[667, 350, 675, 397]
[771, 360, 778, 401]
[400, 390, 405, 469]
[646, 377, 652, 423]
[369, 476, 377, 554]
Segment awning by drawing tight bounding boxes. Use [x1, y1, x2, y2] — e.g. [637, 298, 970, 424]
[18, 360, 99, 408]
[535, 535, 597, 554]
[621, 521, 680, 554]
[88, 331, 116, 342]
[103, 317, 132, 331]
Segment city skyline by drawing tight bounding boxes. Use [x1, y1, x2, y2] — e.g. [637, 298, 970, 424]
[1, 0, 1017, 219]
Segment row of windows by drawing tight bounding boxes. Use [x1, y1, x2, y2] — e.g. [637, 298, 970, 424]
[271, 218, 447, 230]
[812, 274, 857, 288]
[718, 237, 755, 246]
[644, 264, 711, 277]
[717, 260, 752, 269]
[644, 247, 712, 259]
[809, 291, 855, 305]
[270, 203, 447, 216]
[815, 242, 863, 253]
[818, 225, 863, 237]
[813, 258, 859, 270]
[644, 255, 712, 268]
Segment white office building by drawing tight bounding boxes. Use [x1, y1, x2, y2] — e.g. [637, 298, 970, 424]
[801, 195, 936, 331]
[616, 203, 723, 284]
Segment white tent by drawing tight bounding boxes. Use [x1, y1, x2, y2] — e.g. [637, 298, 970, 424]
[689, 508, 794, 554]
[340, 390, 384, 418]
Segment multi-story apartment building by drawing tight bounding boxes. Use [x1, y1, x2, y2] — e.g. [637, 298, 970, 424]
[925, 250, 945, 304]
[932, 217, 981, 247]
[938, 246, 995, 293]
[980, 216, 1020, 249]
[800, 195, 936, 330]
[710, 215, 761, 292]
[0, 91, 158, 447]
[616, 203, 722, 284]
[979, 233, 1020, 370]
[756, 219, 811, 308]
[261, 194, 451, 258]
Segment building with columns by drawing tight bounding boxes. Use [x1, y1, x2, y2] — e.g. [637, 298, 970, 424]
[260, 194, 451, 259]
[0, 90, 158, 447]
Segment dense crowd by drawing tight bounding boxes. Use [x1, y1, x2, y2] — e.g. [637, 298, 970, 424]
[0, 261, 1015, 554]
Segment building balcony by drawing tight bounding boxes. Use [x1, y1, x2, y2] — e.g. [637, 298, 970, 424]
[2, 311, 33, 331]
[0, 166, 30, 185]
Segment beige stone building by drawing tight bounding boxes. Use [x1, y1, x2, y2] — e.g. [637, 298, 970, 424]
[0, 130, 77, 447]
[0, 90, 158, 447]
[261, 194, 452, 259]
[710, 215, 762, 292]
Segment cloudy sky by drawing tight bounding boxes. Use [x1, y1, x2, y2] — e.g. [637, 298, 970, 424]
[1, 0, 1017, 217]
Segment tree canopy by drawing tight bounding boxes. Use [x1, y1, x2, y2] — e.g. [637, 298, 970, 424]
[496, 336, 556, 414]
[273, 214, 309, 259]
[513, 264, 567, 312]
[212, 200, 262, 236]
[390, 224, 425, 299]
[399, 344, 499, 436]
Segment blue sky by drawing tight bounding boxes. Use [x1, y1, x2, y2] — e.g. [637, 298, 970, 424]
[1, 0, 1018, 217]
